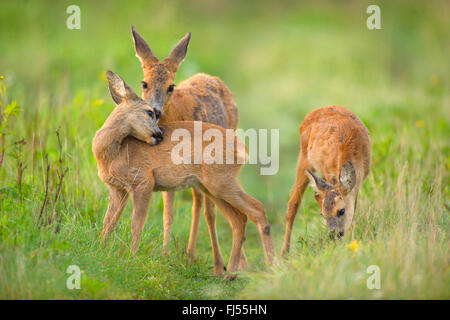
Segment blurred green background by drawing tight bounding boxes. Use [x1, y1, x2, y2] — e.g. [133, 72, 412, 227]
[0, 0, 448, 299]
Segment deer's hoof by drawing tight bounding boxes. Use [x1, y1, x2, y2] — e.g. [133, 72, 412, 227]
[224, 273, 237, 281]
[213, 264, 226, 276]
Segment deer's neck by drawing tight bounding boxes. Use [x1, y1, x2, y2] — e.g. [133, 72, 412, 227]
[159, 100, 179, 124]
[92, 116, 129, 163]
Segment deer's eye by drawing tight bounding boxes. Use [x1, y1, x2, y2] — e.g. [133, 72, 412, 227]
[141, 81, 148, 89]
[167, 84, 175, 93]
[337, 208, 345, 217]
[146, 110, 154, 118]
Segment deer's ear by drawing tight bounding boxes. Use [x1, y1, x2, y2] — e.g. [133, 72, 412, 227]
[165, 32, 191, 72]
[106, 70, 138, 105]
[340, 161, 356, 191]
[131, 26, 158, 67]
[306, 169, 331, 193]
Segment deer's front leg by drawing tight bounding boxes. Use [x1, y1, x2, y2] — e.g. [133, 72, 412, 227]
[281, 157, 311, 258]
[187, 187, 203, 260]
[203, 194, 226, 275]
[101, 186, 129, 246]
[162, 191, 175, 254]
[131, 182, 153, 253]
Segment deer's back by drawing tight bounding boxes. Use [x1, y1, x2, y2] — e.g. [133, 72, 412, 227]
[162, 73, 238, 130]
[103, 121, 246, 191]
[300, 105, 371, 180]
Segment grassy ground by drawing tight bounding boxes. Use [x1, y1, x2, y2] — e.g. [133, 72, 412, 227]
[0, 0, 448, 299]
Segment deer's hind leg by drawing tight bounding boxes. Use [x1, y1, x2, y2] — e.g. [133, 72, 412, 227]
[223, 189, 275, 267]
[238, 247, 247, 271]
[205, 176, 275, 268]
[207, 196, 247, 280]
[187, 187, 203, 260]
[131, 181, 153, 253]
[101, 186, 129, 246]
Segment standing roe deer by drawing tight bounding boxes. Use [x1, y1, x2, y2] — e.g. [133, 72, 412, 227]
[281, 105, 371, 257]
[93, 71, 274, 278]
[131, 27, 239, 267]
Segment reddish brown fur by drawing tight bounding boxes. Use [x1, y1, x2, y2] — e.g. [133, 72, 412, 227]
[281, 105, 371, 257]
[163, 73, 238, 129]
[132, 27, 238, 265]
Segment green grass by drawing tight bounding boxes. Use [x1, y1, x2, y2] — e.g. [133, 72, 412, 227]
[0, 0, 449, 299]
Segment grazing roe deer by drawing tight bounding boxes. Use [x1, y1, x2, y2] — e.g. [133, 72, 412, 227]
[281, 105, 371, 257]
[93, 71, 274, 278]
[131, 27, 239, 266]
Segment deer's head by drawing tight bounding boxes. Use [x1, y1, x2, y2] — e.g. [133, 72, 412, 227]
[106, 70, 163, 145]
[306, 161, 357, 238]
[131, 27, 191, 120]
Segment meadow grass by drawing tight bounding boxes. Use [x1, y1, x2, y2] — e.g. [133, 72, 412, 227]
[0, 0, 448, 299]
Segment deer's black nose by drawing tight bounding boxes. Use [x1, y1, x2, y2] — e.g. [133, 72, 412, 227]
[153, 130, 163, 142]
[338, 231, 344, 238]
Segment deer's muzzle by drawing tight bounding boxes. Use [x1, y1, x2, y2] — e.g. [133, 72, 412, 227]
[152, 130, 163, 144]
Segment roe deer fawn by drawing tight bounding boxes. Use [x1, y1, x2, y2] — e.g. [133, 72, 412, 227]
[131, 27, 239, 266]
[281, 105, 371, 257]
[93, 71, 274, 278]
